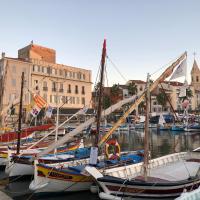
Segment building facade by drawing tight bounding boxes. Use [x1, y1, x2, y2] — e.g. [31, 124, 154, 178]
[0, 43, 92, 125]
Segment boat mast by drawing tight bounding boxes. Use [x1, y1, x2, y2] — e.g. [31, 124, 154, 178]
[17, 72, 24, 154]
[144, 73, 150, 181]
[95, 39, 106, 147]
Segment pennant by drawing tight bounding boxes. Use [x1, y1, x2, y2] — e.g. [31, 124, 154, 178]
[45, 106, 53, 118]
[33, 94, 47, 109]
[30, 105, 41, 117]
[170, 59, 187, 80]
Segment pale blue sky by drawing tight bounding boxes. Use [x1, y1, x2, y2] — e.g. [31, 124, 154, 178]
[0, 0, 200, 85]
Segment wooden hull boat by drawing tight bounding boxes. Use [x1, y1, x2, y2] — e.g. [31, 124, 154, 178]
[85, 152, 200, 199]
[5, 140, 84, 178]
[29, 151, 144, 193]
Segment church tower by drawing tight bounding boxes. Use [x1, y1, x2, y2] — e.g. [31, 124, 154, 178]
[191, 59, 200, 90]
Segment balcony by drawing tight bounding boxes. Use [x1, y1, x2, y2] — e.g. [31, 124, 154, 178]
[43, 87, 48, 91]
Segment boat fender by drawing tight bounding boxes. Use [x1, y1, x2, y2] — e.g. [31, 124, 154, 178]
[99, 192, 123, 200]
[105, 139, 120, 160]
[90, 184, 99, 194]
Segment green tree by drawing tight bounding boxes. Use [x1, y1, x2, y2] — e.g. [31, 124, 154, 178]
[103, 95, 111, 109]
[156, 92, 167, 111]
[111, 84, 121, 97]
[127, 82, 137, 96]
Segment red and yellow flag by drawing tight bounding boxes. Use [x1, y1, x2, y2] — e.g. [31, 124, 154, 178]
[33, 94, 47, 109]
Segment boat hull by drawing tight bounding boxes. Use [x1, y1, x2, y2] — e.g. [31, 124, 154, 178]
[97, 176, 200, 198]
[29, 164, 93, 193]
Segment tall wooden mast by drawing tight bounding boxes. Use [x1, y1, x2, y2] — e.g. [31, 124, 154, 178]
[143, 73, 150, 181]
[17, 72, 24, 154]
[95, 39, 106, 147]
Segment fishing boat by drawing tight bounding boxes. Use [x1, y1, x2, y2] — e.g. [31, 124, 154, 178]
[5, 139, 84, 178]
[29, 149, 143, 193]
[84, 52, 200, 199]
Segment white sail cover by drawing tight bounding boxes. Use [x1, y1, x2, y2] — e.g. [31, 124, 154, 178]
[170, 59, 187, 80]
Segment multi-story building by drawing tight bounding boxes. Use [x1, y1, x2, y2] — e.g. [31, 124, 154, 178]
[0, 42, 92, 125]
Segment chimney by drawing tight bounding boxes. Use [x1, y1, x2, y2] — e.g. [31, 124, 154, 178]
[1, 52, 5, 58]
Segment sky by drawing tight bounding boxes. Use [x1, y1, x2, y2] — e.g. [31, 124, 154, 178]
[0, 0, 200, 86]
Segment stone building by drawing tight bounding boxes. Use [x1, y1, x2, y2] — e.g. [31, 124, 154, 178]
[0, 42, 92, 125]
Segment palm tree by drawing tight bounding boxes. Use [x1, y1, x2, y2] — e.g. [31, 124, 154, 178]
[138, 101, 145, 114]
[127, 82, 138, 96]
[156, 92, 168, 111]
[111, 84, 121, 96]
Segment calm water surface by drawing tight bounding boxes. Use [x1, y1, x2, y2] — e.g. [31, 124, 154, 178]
[0, 129, 200, 200]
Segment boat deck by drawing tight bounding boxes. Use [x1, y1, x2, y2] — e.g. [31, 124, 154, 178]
[134, 160, 200, 182]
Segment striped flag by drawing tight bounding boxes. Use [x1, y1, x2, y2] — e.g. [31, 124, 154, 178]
[33, 94, 47, 109]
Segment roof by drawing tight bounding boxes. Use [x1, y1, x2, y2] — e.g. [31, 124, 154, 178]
[128, 80, 146, 84]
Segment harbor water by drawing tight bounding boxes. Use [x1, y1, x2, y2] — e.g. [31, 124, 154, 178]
[0, 128, 199, 200]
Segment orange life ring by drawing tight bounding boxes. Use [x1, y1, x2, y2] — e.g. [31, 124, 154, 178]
[105, 139, 121, 160]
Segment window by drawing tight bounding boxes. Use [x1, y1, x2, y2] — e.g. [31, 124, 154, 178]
[69, 72, 72, 78]
[42, 66, 44, 73]
[196, 76, 199, 82]
[81, 97, 85, 105]
[75, 85, 78, 94]
[34, 80, 38, 90]
[52, 82, 57, 92]
[65, 71, 68, 78]
[43, 81, 48, 91]
[83, 74, 85, 80]
[47, 67, 51, 74]
[72, 97, 75, 104]
[68, 84, 71, 93]
[73, 72, 75, 78]
[82, 86, 85, 95]
[140, 86, 143, 91]
[59, 83, 63, 92]
[50, 95, 52, 103]
[59, 69, 63, 76]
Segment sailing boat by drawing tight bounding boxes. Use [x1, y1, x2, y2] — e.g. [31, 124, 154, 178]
[29, 40, 144, 194]
[85, 52, 200, 199]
